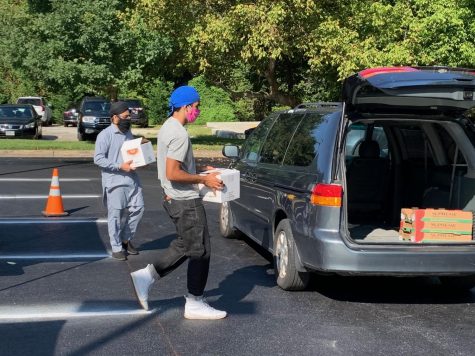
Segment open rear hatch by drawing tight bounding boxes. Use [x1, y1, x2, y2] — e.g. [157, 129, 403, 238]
[341, 67, 475, 245]
[342, 66, 475, 117]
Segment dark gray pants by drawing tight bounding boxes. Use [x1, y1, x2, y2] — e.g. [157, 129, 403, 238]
[152, 198, 210, 296]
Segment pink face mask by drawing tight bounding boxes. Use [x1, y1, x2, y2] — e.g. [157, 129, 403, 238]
[186, 107, 200, 123]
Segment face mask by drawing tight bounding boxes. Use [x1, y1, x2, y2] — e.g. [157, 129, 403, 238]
[117, 118, 131, 132]
[185, 107, 200, 123]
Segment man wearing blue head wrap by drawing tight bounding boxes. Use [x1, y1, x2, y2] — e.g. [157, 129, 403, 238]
[130, 85, 227, 319]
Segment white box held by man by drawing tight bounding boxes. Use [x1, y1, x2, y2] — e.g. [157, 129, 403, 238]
[198, 169, 240, 203]
[120, 137, 156, 168]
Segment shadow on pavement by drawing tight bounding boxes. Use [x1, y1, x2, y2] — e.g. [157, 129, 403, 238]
[308, 274, 475, 304]
[41, 135, 58, 141]
[66, 206, 89, 215]
[149, 264, 275, 316]
[207, 264, 275, 314]
[0, 320, 65, 356]
[0, 159, 91, 176]
[0, 260, 100, 286]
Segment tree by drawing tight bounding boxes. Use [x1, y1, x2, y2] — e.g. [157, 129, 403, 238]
[131, 0, 475, 111]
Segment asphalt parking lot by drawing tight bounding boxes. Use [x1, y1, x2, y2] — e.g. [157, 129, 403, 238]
[1, 158, 475, 356]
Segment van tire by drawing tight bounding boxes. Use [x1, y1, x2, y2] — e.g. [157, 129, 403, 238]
[274, 219, 309, 291]
[219, 202, 238, 238]
[439, 275, 475, 290]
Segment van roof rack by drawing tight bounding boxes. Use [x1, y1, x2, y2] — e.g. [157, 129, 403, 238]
[292, 102, 342, 111]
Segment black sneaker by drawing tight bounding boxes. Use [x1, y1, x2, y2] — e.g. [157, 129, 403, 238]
[112, 250, 127, 261]
[122, 241, 139, 255]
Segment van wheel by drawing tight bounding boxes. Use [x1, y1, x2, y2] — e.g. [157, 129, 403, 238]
[273, 219, 309, 291]
[219, 202, 238, 238]
[77, 131, 85, 141]
[439, 275, 475, 290]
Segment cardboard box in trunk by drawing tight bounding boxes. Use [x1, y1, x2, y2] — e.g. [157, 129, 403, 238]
[399, 208, 473, 243]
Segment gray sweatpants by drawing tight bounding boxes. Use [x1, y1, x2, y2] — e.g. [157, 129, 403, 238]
[105, 184, 144, 253]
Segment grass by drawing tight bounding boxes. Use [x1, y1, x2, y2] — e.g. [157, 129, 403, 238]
[0, 140, 96, 150]
[0, 125, 244, 151]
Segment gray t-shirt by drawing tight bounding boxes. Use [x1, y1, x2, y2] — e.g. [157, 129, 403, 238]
[157, 117, 199, 200]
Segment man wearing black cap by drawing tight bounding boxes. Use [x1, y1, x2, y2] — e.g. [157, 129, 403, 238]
[94, 101, 144, 260]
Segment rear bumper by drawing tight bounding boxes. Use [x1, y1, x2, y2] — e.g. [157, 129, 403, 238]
[0, 128, 36, 138]
[297, 229, 475, 275]
[130, 115, 147, 125]
[63, 118, 78, 124]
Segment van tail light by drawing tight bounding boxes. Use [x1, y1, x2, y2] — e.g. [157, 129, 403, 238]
[311, 183, 342, 207]
[41, 105, 45, 111]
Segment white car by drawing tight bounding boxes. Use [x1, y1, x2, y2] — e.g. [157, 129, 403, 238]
[16, 96, 53, 126]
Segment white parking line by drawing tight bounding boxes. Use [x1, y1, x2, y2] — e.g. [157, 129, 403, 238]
[0, 194, 101, 199]
[0, 305, 152, 321]
[0, 178, 97, 182]
[0, 218, 107, 224]
[0, 253, 110, 259]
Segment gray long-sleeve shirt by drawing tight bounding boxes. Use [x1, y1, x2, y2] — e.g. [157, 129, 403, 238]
[94, 124, 141, 192]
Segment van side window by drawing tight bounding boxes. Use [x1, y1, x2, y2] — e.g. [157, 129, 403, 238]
[283, 113, 325, 167]
[259, 113, 304, 165]
[240, 115, 276, 163]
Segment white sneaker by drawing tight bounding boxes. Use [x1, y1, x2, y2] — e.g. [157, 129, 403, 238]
[184, 295, 227, 320]
[130, 264, 158, 310]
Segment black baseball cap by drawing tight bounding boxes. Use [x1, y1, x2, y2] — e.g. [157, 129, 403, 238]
[109, 101, 129, 116]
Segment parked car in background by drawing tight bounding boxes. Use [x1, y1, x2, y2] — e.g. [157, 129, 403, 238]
[221, 66, 475, 291]
[16, 96, 52, 126]
[77, 96, 111, 141]
[0, 104, 42, 139]
[120, 98, 148, 127]
[63, 107, 79, 127]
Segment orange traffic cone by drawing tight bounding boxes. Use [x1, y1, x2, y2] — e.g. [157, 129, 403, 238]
[42, 168, 69, 217]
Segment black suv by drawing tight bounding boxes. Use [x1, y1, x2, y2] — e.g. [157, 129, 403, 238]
[222, 66, 475, 291]
[77, 96, 111, 141]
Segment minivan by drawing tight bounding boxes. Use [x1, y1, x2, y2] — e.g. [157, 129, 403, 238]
[221, 66, 475, 291]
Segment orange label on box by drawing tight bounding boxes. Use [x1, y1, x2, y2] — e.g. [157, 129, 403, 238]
[126, 148, 139, 155]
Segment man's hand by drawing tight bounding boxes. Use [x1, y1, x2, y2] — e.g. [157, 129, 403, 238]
[202, 171, 224, 191]
[120, 160, 135, 172]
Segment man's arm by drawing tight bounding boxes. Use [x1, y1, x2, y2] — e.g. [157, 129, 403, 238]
[166, 158, 223, 190]
[94, 133, 135, 172]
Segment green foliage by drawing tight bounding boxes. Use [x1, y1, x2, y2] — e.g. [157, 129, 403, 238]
[189, 76, 237, 124]
[234, 98, 256, 121]
[50, 93, 73, 123]
[144, 79, 174, 125]
[1, 0, 475, 125]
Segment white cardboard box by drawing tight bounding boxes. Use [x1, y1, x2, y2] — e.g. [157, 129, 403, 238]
[198, 168, 240, 203]
[120, 137, 156, 168]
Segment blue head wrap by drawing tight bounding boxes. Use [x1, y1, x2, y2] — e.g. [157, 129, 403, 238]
[168, 86, 200, 116]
